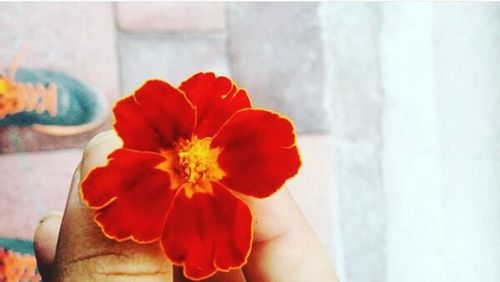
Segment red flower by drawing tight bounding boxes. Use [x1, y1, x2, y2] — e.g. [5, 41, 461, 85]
[80, 72, 301, 280]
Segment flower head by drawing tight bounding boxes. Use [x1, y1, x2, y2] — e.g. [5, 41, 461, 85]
[81, 72, 301, 280]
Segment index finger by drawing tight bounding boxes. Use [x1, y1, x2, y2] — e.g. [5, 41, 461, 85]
[240, 188, 338, 282]
[52, 131, 173, 281]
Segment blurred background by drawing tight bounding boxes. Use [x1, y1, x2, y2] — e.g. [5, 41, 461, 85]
[0, 2, 499, 282]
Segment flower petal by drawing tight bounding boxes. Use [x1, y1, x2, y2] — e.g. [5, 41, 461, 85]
[179, 72, 251, 138]
[161, 182, 252, 280]
[81, 149, 174, 242]
[212, 109, 301, 198]
[114, 80, 195, 152]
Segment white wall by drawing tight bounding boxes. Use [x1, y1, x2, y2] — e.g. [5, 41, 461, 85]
[381, 4, 446, 282]
[322, 3, 500, 282]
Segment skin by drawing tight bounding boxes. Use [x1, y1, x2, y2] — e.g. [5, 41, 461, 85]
[33, 130, 339, 282]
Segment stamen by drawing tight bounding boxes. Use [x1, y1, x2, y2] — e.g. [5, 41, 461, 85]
[176, 137, 224, 184]
[157, 137, 224, 196]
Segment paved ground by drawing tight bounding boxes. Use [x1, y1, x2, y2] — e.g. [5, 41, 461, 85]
[0, 2, 335, 265]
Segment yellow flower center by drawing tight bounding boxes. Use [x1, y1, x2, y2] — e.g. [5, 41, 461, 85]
[158, 137, 224, 197]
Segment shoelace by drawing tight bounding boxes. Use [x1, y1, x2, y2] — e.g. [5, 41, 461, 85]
[0, 76, 58, 119]
[0, 247, 41, 282]
[0, 45, 59, 119]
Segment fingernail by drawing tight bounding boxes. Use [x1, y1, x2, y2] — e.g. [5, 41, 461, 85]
[81, 131, 123, 182]
[39, 211, 63, 225]
[83, 131, 114, 157]
[82, 131, 122, 167]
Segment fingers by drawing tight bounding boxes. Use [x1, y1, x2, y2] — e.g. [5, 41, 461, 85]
[49, 130, 245, 282]
[51, 131, 173, 282]
[48, 130, 336, 281]
[34, 212, 62, 281]
[240, 189, 338, 282]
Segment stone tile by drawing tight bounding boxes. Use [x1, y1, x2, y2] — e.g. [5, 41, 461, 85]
[0, 3, 119, 153]
[118, 33, 229, 94]
[116, 2, 226, 32]
[227, 3, 328, 133]
[287, 134, 335, 262]
[0, 148, 82, 239]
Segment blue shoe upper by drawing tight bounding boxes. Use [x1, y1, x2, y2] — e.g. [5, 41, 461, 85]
[0, 68, 101, 127]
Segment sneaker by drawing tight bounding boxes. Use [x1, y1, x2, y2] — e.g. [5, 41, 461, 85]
[0, 50, 108, 136]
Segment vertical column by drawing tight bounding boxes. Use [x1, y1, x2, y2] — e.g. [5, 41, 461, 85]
[321, 3, 386, 282]
[380, 3, 445, 282]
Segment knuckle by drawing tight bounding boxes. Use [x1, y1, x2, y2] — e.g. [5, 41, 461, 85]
[55, 252, 171, 281]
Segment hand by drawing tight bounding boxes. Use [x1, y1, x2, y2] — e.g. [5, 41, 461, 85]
[34, 131, 338, 282]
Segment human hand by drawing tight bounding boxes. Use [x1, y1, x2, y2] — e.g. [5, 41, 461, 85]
[34, 131, 338, 282]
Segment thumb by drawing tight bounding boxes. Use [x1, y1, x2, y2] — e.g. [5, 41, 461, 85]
[51, 131, 173, 281]
[34, 212, 62, 280]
